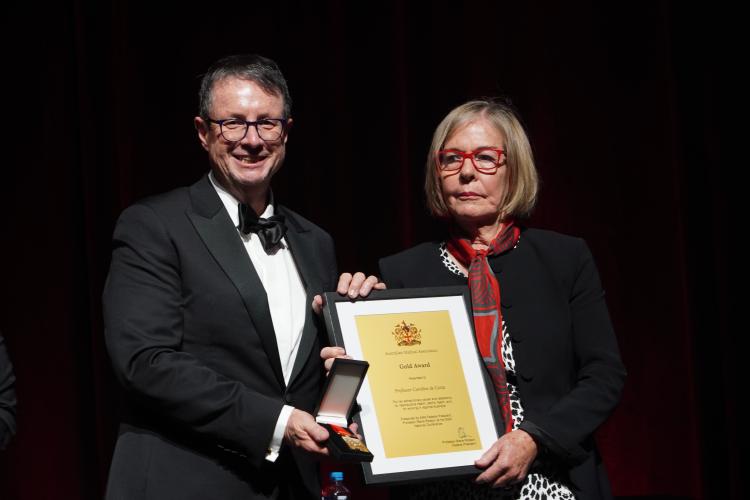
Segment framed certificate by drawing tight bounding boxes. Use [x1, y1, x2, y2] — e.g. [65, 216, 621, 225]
[322, 287, 502, 485]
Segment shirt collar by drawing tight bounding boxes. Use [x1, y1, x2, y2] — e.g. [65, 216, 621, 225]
[208, 171, 275, 227]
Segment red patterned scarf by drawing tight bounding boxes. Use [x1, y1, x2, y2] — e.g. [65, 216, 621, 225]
[446, 222, 520, 434]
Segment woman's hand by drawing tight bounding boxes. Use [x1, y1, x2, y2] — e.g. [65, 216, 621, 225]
[312, 272, 386, 315]
[474, 430, 538, 488]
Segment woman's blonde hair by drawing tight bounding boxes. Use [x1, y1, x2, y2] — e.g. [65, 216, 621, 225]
[424, 99, 538, 219]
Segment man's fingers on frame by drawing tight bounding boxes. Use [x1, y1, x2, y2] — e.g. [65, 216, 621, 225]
[337, 273, 353, 293]
[348, 273, 366, 297]
[361, 275, 379, 294]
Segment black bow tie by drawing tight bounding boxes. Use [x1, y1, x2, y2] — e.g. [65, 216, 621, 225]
[237, 203, 288, 252]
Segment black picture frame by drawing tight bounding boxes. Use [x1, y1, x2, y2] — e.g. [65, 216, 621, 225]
[322, 286, 503, 486]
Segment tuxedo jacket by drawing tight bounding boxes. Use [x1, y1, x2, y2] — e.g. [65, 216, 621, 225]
[103, 175, 337, 499]
[379, 228, 626, 500]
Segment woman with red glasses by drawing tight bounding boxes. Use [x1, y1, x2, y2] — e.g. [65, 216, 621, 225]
[326, 99, 625, 500]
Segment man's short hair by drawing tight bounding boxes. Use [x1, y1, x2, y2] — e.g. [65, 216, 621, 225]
[199, 54, 292, 119]
[424, 99, 539, 220]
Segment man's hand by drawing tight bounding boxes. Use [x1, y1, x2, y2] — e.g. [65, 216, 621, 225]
[336, 272, 385, 298]
[320, 346, 352, 373]
[283, 409, 330, 457]
[312, 272, 386, 315]
[474, 430, 538, 488]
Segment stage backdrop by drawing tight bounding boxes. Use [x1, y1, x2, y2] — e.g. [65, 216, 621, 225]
[0, 1, 739, 499]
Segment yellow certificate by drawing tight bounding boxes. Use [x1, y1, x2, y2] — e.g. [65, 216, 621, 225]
[323, 288, 500, 485]
[356, 310, 481, 457]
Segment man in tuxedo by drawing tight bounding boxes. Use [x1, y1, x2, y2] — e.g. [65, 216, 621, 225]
[103, 54, 375, 499]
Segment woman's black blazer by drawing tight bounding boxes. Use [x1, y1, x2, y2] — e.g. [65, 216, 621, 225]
[379, 227, 626, 500]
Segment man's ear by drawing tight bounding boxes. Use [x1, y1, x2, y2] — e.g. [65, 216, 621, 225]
[283, 117, 293, 145]
[194, 116, 210, 151]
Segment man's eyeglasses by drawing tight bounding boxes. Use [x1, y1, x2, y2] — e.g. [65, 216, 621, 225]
[207, 118, 288, 142]
[436, 148, 506, 173]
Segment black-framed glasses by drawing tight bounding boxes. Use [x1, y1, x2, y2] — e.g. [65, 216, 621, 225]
[436, 148, 506, 173]
[207, 117, 288, 142]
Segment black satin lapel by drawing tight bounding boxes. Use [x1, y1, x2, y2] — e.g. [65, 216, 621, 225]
[187, 208, 285, 390]
[282, 216, 324, 386]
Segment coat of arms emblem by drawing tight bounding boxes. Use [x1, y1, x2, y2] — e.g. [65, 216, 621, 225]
[392, 320, 422, 346]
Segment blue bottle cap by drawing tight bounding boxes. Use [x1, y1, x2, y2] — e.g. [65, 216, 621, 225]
[330, 471, 344, 481]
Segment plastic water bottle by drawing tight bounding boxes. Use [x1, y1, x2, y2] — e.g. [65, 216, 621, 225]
[321, 471, 351, 500]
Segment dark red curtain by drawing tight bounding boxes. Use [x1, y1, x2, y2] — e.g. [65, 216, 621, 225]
[0, 1, 739, 499]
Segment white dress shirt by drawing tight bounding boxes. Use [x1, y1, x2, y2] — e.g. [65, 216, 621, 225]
[209, 172, 307, 462]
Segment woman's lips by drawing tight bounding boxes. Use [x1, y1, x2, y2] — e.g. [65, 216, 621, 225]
[457, 191, 481, 199]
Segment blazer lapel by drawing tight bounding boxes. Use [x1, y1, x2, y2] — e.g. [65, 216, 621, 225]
[279, 206, 324, 386]
[186, 176, 285, 390]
